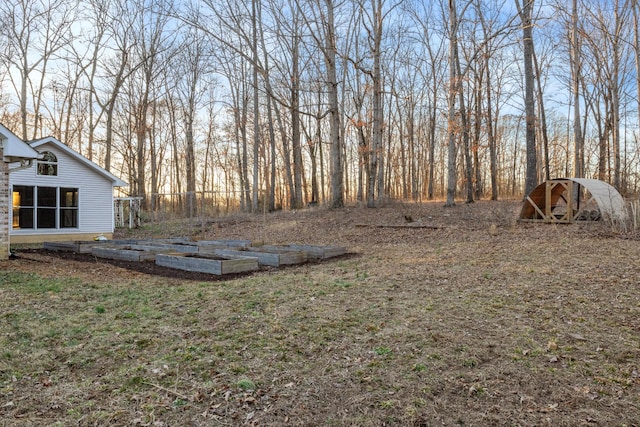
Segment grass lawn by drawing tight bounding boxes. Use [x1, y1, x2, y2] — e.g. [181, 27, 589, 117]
[1, 200, 639, 426]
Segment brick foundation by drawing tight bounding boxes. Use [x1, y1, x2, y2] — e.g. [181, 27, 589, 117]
[0, 157, 8, 260]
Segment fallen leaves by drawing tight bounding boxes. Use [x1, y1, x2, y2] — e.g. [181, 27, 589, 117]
[3, 201, 640, 426]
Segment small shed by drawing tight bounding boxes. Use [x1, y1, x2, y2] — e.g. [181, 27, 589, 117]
[519, 178, 627, 223]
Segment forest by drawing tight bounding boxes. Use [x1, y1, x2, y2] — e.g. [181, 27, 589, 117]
[1, 0, 638, 214]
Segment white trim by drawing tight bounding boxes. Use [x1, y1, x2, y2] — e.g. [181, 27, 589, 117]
[0, 124, 40, 162]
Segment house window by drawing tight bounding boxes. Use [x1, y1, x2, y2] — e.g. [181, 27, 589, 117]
[37, 151, 58, 176]
[60, 188, 78, 228]
[12, 186, 34, 229]
[37, 186, 57, 228]
[11, 186, 79, 230]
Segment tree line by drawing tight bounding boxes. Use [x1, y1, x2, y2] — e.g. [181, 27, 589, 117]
[2, 0, 639, 213]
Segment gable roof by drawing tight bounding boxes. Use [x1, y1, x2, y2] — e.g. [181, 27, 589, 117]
[0, 124, 40, 162]
[28, 137, 127, 187]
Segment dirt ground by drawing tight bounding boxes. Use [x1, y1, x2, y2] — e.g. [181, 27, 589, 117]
[2, 199, 640, 426]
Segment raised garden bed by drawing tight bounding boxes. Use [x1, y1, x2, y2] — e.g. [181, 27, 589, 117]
[43, 240, 137, 254]
[212, 247, 307, 267]
[196, 239, 257, 250]
[138, 242, 199, 253]
[92, 245, 164, 262]
[261, 244, 346, 260]
[155, 253, 259, 275]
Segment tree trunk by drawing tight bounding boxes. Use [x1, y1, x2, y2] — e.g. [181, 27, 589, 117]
[517, 0, 538, 197]
[326, 0, 344, 208]
[251, 0, 260, 213]
[455, 46, 473, 204]
[291, 34, 304, 209]
[611, 0, 622, 190]
[365, 0, 385, 208]
[635, 0, 640, 154]
[532, 50, 550, 181]
[571, 0, 584, 178]
[135, 97, 148, 207]
[445, 0, 459, 207]
[483, 44, 498, 200]
[428, 83, 437, 200]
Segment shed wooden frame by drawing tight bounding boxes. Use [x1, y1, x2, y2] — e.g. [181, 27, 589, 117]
[519, 178, 627, 223]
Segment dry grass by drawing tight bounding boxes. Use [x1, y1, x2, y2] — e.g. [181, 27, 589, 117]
[1, 200, 640, 426]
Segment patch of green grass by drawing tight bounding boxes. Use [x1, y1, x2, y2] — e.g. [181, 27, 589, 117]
[412, 363, 427, 373]
[237, 378, 256, 391]
[375, 346, 393, 356]
[173, 398, 188, 407]
[469, 385, 486, 396]
[0, 271, 79, 294]
[333, 279, 354, 288]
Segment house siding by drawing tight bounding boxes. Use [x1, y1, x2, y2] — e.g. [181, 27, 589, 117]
[10, 142, 116, 242]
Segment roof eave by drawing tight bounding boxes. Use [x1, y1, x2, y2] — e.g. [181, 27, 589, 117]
[1, 131, 41, 162]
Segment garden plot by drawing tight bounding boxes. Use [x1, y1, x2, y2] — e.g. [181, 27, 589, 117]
[43, 239, 347, 276]
[156, 252, 259, 275]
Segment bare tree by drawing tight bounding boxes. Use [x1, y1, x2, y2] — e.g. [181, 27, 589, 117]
[634, 0, 640, 143]
[475, 0, 503, 200]
[115, 0, 176, 205]
[250, 0, 261, 212]
[301, 0, 344, 207]
[515, 0, 538, 196]
[173, 27, 213, 216]
[264, 0, 306, 209]
[92, 0, 143, 172]
[445, 0, 465, 207]
[406, 1, 447, 201]
[0, 0, 77, 139]
[609, 0, 629, 190]
[363, 0, 385, 207]
[570, 0, 584, 178]
[257, 1, 278, 211]
[580, 0, 632, 189]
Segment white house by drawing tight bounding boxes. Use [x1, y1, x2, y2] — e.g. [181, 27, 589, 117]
[3, 125, 126, 246]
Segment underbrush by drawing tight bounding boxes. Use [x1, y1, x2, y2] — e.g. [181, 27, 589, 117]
[606, 198, 640, 235]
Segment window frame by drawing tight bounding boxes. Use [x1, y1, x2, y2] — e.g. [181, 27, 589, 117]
[11, 186, 79, 230]
[11, 185, 35, 229]
[59, 187, 79, 228]
[37, 151, 58, 176]
[36, 186, 57, 229]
